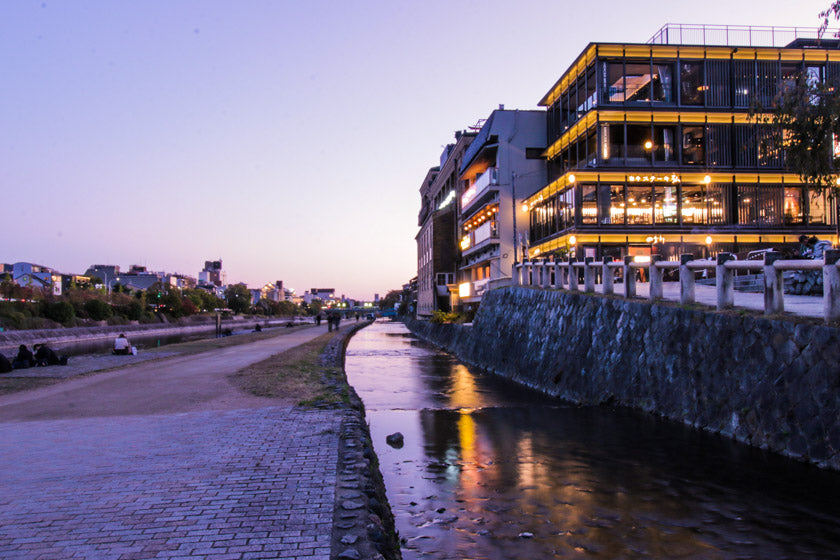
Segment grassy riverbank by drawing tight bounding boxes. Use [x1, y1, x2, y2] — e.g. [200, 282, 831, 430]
[228, 331, 351, 406]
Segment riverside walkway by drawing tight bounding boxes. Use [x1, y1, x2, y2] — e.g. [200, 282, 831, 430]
[0, 325, 358, 559]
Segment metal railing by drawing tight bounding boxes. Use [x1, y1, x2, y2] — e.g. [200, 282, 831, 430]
[513, 251, 840, 323]
[646, 24, 831, 47]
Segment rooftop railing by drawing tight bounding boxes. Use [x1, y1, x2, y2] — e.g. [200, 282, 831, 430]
[646, 23, 835, 47]
[514, 251, 840, 324]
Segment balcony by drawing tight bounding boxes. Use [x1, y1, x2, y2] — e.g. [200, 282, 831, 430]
[461, 221, 499, 257]
[461, 167, 498, 212]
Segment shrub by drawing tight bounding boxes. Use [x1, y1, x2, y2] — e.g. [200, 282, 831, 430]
[431, 310, 460, 324]
[44, 301, 76, 326]
[84, 299, 113, 321]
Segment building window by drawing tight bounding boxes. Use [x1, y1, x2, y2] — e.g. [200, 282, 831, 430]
[625, 62, 653, 103]
[757, 61, 779, 107]
[603, 61, 625, 103]
[653, 125, 677, 164]
[626, 124, 651, 163]
[707, 60, 731, 107]
[652, 63, 674, 103]
[581, 184, 598, 224]
[682, 126, 705, 165]
[735, 125, 757, 167]
[606, 184, 625, 225]
[784, 187, 804, 225]
[600, 123, 624, 164]
[738, 184, 783, 225]
[680, 61, 704, 106]
[627, 185, 653, 224]
[734, 60, 755, 107]
[809, 188, 829, 224]
[585, 128, 597, 167]
[654, 185, 679, 224]
[707, 125, 732, 167]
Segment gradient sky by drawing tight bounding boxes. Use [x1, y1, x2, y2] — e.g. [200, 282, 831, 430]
[1, 0, 831, 299]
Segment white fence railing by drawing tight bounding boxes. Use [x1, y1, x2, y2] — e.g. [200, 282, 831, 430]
[513, 251, 840, 324]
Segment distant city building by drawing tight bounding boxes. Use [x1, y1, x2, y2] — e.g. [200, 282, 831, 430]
[457, 108, 547, 309]
[416, 129, 476, 317]
[13, 262, 60, 294]
[199, 259, 225, 287]
[84, 265, 120, 289]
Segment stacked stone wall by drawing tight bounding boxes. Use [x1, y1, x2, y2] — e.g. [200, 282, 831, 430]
[407, 286, 840, 470]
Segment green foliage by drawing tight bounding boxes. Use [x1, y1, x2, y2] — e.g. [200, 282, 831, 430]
[378, 290, 401, 310]
[758, 70, 840, 193]
[430, 310, 460, 324]
[43, 301, 76, 325]
[276, 300, 299, 316]
[84, 299, 113, 321]
[308, 299, 323, 315]
[225, 284, 252, 314]
[160, 291, 184, 318]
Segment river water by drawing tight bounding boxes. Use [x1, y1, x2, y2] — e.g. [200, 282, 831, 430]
[345, 321, 840, 560]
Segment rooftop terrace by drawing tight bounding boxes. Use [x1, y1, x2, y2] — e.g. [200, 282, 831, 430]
[647, 23, 838, 48]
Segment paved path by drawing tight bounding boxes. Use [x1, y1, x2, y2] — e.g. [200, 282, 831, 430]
[0, 324, 346, 559]
[626, 282, 824, 319]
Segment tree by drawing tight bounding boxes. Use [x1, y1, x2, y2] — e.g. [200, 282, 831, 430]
[84, 299, 113, 321]
[225, 284, 252, 314]
[308, 299, 323, 316]
[760, 69, 840, 237]
[821, 2, 840, 37]
[378, 290, 401, 310]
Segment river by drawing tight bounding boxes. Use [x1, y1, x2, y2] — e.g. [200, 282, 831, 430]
[345, 320, 840, 559]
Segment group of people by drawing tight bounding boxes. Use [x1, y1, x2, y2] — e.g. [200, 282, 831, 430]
[796, 235, 832, 259]
[0, 343, 68, 373]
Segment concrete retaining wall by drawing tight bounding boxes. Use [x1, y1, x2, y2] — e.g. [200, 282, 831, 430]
[407, 286, 840, 470]
[0, 317, 303, 354]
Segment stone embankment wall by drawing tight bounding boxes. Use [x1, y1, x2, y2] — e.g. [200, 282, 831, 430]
[0, 316, 302, 354]
[407, 287, 840, 471]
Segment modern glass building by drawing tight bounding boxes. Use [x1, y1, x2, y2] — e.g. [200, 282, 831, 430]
[526, 24, 840, 263]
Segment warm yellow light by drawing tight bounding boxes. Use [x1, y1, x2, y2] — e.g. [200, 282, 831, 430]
[569, 235, 577, 245]
[568, 174, 576, 183]
[458, 282, 471, 298]
[521, 203, 529, 212]
[703, 175, 712, 184]
[644, 140, 653, 150]
[533, 249, 540, 256]
[634, 255, 651, 263]
[705, 236, 713, 245]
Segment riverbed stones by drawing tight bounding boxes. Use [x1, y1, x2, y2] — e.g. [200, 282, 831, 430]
[385, 431, 404, 447]
[406, 286, 840, 471]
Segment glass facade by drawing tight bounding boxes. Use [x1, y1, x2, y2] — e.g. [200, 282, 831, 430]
[529, 180, 833, 244]
[532, 44, 839, 252]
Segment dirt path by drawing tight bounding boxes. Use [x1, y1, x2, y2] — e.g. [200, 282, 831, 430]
[0, 324, 336, 421]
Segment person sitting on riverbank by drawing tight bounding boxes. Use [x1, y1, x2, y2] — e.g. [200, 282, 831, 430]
[0, 353, 11, 374]
[113, 333, 132, 355]
[13, 345, 34, 369]
[34, 344, 66, 366]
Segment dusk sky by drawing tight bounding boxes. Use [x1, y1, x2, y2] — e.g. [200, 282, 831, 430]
[1, 0, 831, 300]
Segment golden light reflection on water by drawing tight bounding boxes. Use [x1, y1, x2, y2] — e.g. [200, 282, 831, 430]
[449, 364, 482, 410]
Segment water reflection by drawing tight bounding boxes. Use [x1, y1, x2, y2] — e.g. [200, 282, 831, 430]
[346, 321, 840, 559]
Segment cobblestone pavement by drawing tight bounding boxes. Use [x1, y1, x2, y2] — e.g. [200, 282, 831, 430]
[0, 406, 345, 559]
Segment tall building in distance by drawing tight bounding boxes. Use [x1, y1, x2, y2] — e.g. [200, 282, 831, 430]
[416, 129, 476, 317]
[526, 24, 838, 264]
[199, 260, 225, 287]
